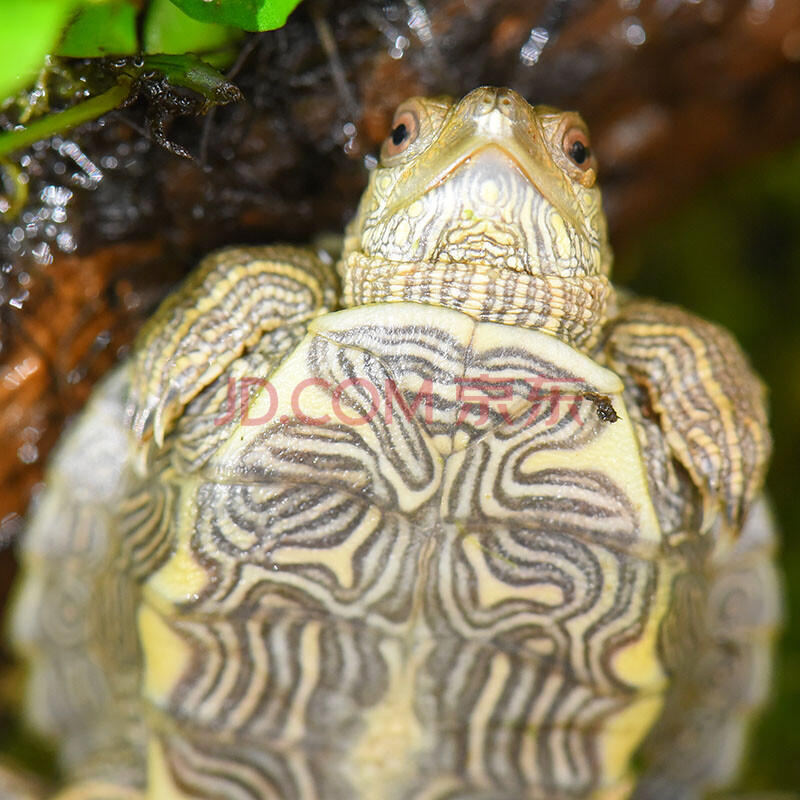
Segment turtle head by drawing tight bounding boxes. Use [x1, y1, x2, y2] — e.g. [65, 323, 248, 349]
[339, 87, 614, 349]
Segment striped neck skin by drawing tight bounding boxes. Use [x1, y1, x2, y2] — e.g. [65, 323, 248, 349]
[339, 251, 615, 352]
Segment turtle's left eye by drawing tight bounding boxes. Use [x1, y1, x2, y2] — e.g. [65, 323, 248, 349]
[382, 107, 420, 160]
[562, 127, 593, 171]
[391, 123, 409, 146]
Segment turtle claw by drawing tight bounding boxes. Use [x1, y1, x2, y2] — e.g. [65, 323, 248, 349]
[125, 384, 179, 448]
[152, 392, 178, 449]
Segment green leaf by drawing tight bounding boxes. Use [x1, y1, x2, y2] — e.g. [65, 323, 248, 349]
[167, 0, 303, 32]
[58, 0, 138, 57]
[138, 53, 242, 105]
[144, 0, 242, 58]
[0, 0, 78, 101]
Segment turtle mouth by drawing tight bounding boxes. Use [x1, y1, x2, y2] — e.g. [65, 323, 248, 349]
[434, 144, 541, 204]
[394, 143, 558, 217]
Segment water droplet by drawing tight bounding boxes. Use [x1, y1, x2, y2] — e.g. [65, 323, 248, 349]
[40, 184, 73, 206]
[389, 34, 409, 59]
[343, 122, 359, 156]
[22, 426, 41, 443]
[18, 442, 39, 464]
[9, 291, 29, 309]
[520, 28, 550, 66]
[384, 3, 402, 22]
[32, 242, 52, 265]
[623, 17, 647, 46]
[56, 230, 77, 252]
[59, 141, 103, 185]
[123, 290, 141, 310]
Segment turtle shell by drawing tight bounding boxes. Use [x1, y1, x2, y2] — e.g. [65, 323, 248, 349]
[12, 299, 781, 800]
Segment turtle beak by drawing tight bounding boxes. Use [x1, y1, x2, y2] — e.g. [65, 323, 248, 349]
[384, 87, 590, 240]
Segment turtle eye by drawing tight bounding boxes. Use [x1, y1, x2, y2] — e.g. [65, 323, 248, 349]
[562, 127, 593, 170]
[382, 107, 420, 160]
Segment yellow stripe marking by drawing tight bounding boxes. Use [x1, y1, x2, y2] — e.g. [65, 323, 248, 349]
[144, 481, 208, 606]
[272, 506, 381, 589]
[284, 621, 320, 744]
[467, 652, 511, 786]
[138, 605, 192, 707]
[146, 736, 195, 800]
[462, 533, 564, 606]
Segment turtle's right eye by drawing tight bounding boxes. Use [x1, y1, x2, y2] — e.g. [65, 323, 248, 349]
[563, 127, 593, 170]
[382, 107, 420, 159]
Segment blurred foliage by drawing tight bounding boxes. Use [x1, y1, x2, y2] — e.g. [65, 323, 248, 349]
[143, 0, 242, 56]
[58, 1, 139, 58]
[617, 141, 800, 793]
[169, 0, 303, 31]
[0, 1, 77, 101]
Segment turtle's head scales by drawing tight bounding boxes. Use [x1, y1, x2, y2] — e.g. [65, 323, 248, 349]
[338, 87, 614, 348]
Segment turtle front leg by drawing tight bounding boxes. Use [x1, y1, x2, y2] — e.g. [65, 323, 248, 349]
[600, 299, 778, 799]
[599, 298, 771, 531]
[126, 245, 338, 446]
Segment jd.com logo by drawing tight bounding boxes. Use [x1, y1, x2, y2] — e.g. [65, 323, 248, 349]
[214, 374, 617, 428]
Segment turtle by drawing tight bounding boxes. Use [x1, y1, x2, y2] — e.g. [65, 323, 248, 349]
[3, 86, 780, 800]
